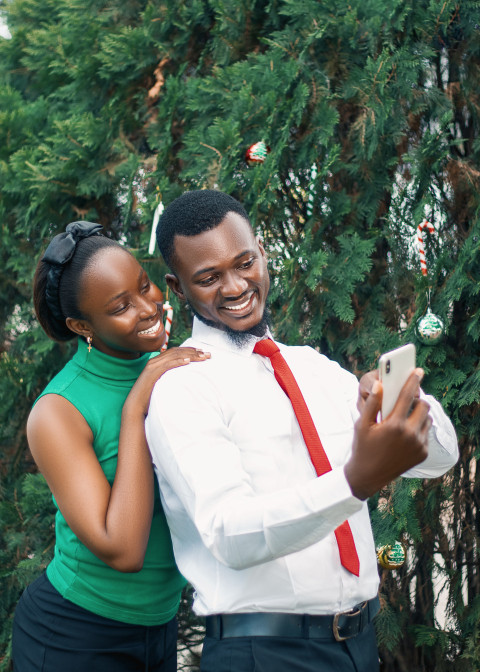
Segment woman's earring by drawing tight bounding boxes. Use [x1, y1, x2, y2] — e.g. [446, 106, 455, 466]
[87, 335, 92, 353]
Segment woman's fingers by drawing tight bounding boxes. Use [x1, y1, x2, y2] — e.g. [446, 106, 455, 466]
[150, 347, 210, 363]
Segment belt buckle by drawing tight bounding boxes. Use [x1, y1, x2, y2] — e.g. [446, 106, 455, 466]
[332, 612, 349, 642]
[332, 602, 366, 642]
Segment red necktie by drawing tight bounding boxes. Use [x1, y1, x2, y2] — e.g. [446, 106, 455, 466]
[253, 338, 360, 577]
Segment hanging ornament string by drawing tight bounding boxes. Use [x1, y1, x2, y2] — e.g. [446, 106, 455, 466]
[417, 219, 435, 276]
[415, 219, 445, 344]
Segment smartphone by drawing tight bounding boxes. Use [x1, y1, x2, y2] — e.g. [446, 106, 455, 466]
[378, 343, 416, 419]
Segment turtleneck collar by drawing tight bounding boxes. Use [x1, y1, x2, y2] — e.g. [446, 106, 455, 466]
[73, 338, 153, 383]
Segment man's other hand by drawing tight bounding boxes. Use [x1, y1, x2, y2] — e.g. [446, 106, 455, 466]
[346, 369, 431, 500]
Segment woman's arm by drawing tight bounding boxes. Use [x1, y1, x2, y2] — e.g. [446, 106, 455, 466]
[27, 347, 209, 572]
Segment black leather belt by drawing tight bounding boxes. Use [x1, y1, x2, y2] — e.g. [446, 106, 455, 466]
[205, 596, 380, 643]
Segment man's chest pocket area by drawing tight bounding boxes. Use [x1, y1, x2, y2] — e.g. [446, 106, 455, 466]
[287, 370, 356, 469]
[231, 383, 297, 445]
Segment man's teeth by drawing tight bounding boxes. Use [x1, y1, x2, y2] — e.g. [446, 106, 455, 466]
[224, 296, 252, 311]
[138, 320, 160, 335]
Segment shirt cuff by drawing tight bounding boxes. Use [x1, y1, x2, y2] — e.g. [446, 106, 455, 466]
[419, 389, 458, 455]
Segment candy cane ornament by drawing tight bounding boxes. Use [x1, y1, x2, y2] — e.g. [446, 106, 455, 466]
[415, 219, 445, 344]
[161, 300, 173, 352]
[417, 219, 435, 276]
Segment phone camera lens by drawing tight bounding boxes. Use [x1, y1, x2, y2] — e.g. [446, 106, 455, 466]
[386, 360, 391, 374]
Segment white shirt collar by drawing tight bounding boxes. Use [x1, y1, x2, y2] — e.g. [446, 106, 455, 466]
[191, 317, 274, 357]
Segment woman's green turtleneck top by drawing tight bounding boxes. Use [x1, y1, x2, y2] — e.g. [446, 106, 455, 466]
[36, 338, 186, 625]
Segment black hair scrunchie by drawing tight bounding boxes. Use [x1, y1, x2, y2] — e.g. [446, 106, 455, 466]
[42, 221, 104, 322]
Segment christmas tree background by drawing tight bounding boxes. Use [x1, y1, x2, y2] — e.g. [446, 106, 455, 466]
[1, 1, 480, 670]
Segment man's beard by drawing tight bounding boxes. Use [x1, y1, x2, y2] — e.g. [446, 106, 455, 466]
[189, 304, 270, 347]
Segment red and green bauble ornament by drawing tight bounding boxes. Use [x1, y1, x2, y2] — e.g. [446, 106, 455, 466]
[245, 140, 269, 165]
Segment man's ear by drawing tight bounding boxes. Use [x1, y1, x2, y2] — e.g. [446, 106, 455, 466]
[166, 274, 186, 302]
[256, 235, 267, 259]
[65, 317, 93, 339]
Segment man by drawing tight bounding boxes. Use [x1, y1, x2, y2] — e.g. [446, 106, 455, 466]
[145, 189, 458, 672]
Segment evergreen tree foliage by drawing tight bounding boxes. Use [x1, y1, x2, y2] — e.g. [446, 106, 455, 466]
[1, 1, 480, 670]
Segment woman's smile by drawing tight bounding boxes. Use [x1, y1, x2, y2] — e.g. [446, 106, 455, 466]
[138, 318, 163, 337]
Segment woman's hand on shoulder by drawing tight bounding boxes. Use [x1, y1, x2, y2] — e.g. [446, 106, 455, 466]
[124, 347, 210, 418]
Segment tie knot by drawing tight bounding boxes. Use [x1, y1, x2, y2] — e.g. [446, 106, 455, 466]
[253, 338, 280, 358]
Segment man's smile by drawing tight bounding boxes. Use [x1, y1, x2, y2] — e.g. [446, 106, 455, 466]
[221, 291, 256, 314]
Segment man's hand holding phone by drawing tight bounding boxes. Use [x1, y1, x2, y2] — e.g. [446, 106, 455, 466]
[346, 346, 432, 501]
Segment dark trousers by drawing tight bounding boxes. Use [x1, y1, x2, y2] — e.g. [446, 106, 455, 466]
[201, 622, 380, 672]
[12, 573, 178, 672]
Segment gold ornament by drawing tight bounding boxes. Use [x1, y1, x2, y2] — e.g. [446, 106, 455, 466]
[376, 541, 406, 570]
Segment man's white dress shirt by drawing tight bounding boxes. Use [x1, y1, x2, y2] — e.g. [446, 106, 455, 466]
[146, 319, 458, 617]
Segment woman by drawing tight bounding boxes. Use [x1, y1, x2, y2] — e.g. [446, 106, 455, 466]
[12, 221, 209, 671]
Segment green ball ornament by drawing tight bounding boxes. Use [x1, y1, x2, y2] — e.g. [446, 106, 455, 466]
[377, 541, 406, 570]
[416, 308, 445, 345]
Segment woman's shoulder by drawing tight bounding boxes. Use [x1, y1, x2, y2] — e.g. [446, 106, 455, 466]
[29, 391, 86, 426]
[35, 356, 85, 405]
[27, 392, 93, 462]
[31, 357, 90, 430]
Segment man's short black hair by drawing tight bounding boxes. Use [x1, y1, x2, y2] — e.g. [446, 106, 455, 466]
[157, 189, 250, 269]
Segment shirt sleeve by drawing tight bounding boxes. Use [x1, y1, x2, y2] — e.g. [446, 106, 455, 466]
[401, 390, 459, 478]
[345, 363, 458, 479]
[146, 366, 363, 571]
[350, 376, 459, 478]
